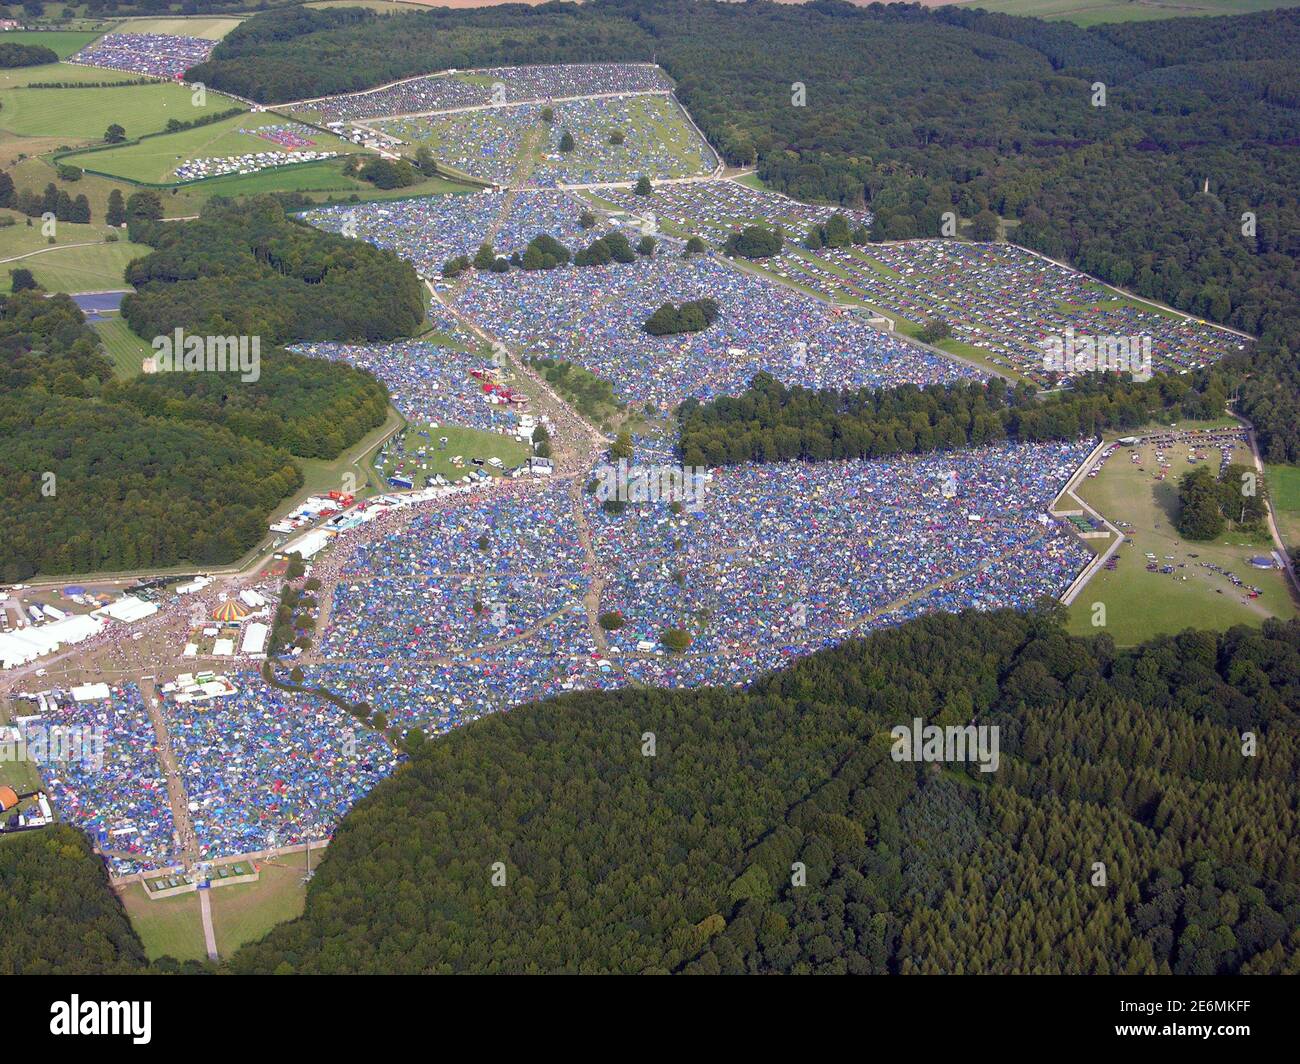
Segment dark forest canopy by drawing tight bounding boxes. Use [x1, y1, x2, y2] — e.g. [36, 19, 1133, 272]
[227, 608, 1300, 974]
[675, 370, 1226, 468]
[0, 43, 59, 69]
[0, 265, 393, 578]
[0, 826, 147, 975]
[122, 196, 425, 344]
[107, 348, 389, 462]
[1, 202, 416, 583]
[187, 1, 1300, 460]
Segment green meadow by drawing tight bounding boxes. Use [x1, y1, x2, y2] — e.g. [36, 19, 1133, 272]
[0, 81, 244, 142]
[75, 111, 357, 185]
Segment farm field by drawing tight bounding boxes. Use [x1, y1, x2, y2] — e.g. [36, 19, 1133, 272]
[0, 59, 141, 91]
[0, 213, 117, 257]
[7, 155, 144, 221]
[3, 237, 150, 295]
[0, 81, 245, 142]
[109, 17, 245, 39]
[0, 31, 105, 58]
[964, 0, 1300, 26]
[73, 111, 358, 185]
[1067, 434, 1296, 645]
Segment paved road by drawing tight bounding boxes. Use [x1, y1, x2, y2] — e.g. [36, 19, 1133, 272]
[0, 240, 105, 264]
[1232, 411, 1300, 597]
[199, 887, 218, 961]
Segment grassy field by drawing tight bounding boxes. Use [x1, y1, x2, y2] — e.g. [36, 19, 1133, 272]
[0, 744, 43, 797]
[150, 154, 475, 205]
[73, 111, 358, 185]
[1265, 463, 1300, 551]
[8, 155, 140, 221]
[376, 421, 531, 485]
[1067, 434, 1296, 645]
[118, 858, 310, 963]
[306, 0, 419, 11]
[209, 860, 309, 957]
[117, 882, 208, 963]
[0, 31, 104, 58]
[0, 81, 245, 142]
[0, 59, 142, 91]
[0, 212, 114, 255]
[294, 404, 406, 509]
[2, 237, 149, 294]
[7, 147, 471, 227]
[110, 16, 244, 39]
[94, 317, 152, 378]
[964, 0, 1299, 26]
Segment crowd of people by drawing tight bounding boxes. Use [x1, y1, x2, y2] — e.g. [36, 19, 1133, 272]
[161, 674, 400, 861]
[315, 63, 673, 121]
[781, 239, 1250, 381]
[454, 253, 981, 408]
[290, 340, 523, 434]
[70, 33, 214, 80]
[32, 683, 175, 877]
[381, 94, 712, 187]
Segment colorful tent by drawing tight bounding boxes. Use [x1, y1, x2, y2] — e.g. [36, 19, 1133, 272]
[212, 600, 252, 623]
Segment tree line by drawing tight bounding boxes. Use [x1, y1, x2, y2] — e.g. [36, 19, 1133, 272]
[122, 196, 425, 344]
[674, 370, 1226, 469]
[0, 195, 432, 579]
[224, 607, 1300, 973]
[185, 0, 1300, 463]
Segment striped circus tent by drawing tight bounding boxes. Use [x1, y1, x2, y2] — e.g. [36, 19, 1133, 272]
[212, 600, 252, 623]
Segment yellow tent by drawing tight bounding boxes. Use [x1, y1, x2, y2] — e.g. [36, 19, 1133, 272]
[212, 600, 251, 623]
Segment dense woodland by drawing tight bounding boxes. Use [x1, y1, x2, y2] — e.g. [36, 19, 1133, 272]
[123, 197, 425, 344]
[0, 291, 303, 579]
[0, 827, 146, 975]
[1176, 463, 1270, 542]
[675, 371, 1225, 468]
[186, 4, 651, 101]
[0, 198, 422, 578]
[224, 609, 1299, 974]
[189, 1, 1300, 461]
[109, 347, 389, 461]
[0, 42, 58, 68]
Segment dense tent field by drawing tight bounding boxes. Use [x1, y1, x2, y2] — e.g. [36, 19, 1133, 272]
[0, 0, 1298, 1007]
